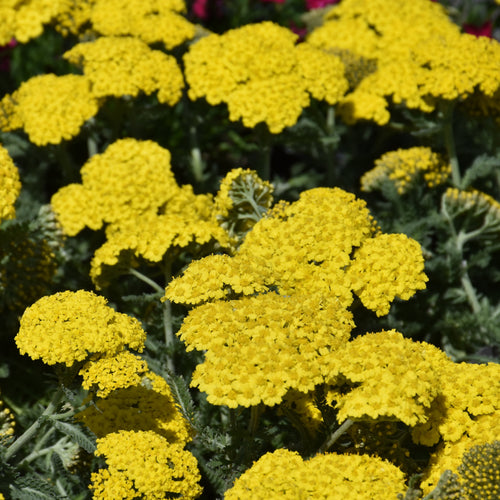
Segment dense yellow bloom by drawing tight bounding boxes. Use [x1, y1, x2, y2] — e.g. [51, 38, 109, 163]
[308, 0, 500, 124]
[184, 22, 347, 133]
[79, 371, 192, 444]
[225, 448, 406, 499]
[90, 430, 202, 499]
[166, 187, 428, 408]
[80, 351, 149, 398]
[166, 187, 376, 306]
[51, 139, 178, 235]
[0, 144, 21, 223]
[347, 233, 428, 316]
[0, 74, 99, 146]
[15, 290, 146, 366]
[0, 0, 61, 44]
[325, 330, 450, 426]
[90, 186, 229, 288]
[64, 37, 184, 105]
[53, 0, 95, 36]
[362, 147, 451, 194]
[420, 413, 500, 494]
[90, 0, 195, 50]
[179, 292, 353, 408]
[0, 396, 15, 443]
[412, 361, 500, 447]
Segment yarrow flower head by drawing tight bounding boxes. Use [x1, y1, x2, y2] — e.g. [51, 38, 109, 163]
[90, 0, 195, 50]
[308, 0, 500, 124]
[0, 74, 99, 146]
[0, 0, 61, 44]
[90, 430, 202, 499]
[225, 448, 407, 499]
[184, 21, 348, 133]
[0, 144, 21, 223]
[63, 36, 184, 105]
[51, 139, 178, 235]
[361, 147, 451, 195]
[325, 330, 451, 427]
[15, 290, 146, 366]
[165, 187, 428, 408]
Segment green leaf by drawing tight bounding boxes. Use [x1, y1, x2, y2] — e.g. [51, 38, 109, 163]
[47, 419, 96, 454]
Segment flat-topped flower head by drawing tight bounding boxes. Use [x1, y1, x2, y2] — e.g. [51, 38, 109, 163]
[347, 233, 428, 316]
[325, 330, 450, 426]
[15, 290, 146, 366]
[0, 74, 99, 146]
[79, 367, 193, 444]
[90, 0, 195, 50]
[80, 351, 149, 398]
[184, 22, 347, 133]
[362, 147, 451, 194]
[0, 0, 61, 44]
[64, 37, 184, 105]
[51, 139, 179, 235]
[89, 185, 230, 288]
[178, 292, 353, 408]
[90, 430, 202, 499]
[225, 448, 406, 499]
[0, 144, 21, 223]
[308, 0, 500, 123]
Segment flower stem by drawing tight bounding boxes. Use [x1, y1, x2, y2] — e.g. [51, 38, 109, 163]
[5, 386, 64, 462]
[318, 418, 354, 454]
[163, 257, 175, 373]
[128, 267, 164, 294]
[442, 101, 461, 188]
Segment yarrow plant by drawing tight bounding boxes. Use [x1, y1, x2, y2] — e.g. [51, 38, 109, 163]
[1, 0, 500, 498]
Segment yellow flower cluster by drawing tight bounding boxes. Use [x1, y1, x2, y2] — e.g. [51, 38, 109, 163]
[53, 0, 95, 36]
[51, 139, 178, 234]
[90, 185, 229, 288]
[184, 22, 348, 133]
[0, 0, 61, 44]
[326, 330, 450, 426]
[64, 36, 184, 105]
[165, 186, 427, 407]
[0, 144, 21, 224]
[79, 365, 192, 444]
[80, 351, 149, 398]
[90, 430, 202, 499]
[15, 290, 146, 366]
[361, 147, 451, 195]
[52, 139, 228, 287]
[90, 0, 195, 50]
[309, 0, 500, 124]
[347, 234, 428, 316]
[179, 292, 353, 407]
[0, 74, 99, 146]
[0, 396, 15, 443]
[225, 448, 406, 499]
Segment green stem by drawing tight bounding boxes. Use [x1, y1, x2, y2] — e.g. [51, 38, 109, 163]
[324, 106, 339, 187]
[318, 418, 354, 454]
[4, 387, 64, 462]
[163, 257, 174, 373]
[442, 101, 461, 188]
[248, 405, 262, 436]
[460, 269, 481, 314]
[189, 125, 205, 186]
[128, 267, 164, 294]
